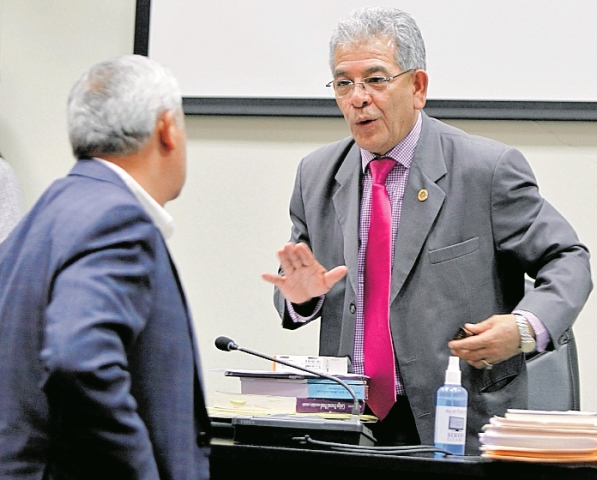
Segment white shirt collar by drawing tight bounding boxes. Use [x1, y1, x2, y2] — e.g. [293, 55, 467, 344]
[93, 158, 174, 239]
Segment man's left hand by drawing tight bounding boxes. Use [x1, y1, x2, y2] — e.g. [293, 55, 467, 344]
[448, 314, 522, 370]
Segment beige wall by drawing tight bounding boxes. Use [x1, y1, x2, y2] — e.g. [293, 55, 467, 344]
[1, 1, 595, 411]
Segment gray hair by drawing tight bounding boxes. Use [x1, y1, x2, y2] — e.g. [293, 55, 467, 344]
[67, 54, 183, 158]
[329, 6, 426, 72]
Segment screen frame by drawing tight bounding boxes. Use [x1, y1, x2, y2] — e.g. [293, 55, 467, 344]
[134, 0, 597, 121]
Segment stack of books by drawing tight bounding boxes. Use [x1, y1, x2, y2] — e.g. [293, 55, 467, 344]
[209, 364, 370, 418]
[479, 409, 597, 462]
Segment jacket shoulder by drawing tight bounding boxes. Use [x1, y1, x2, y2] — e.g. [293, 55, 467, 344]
[303, 137, 355, 160]
[297, 137, 357, 178]
[425, 115, 512, 157]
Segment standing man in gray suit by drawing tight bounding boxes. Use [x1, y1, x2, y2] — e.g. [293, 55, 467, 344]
[262, 6, 592, 454]
[0, 55, 211, 479]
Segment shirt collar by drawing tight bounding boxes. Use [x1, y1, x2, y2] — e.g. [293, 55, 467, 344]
[360, 112, 423, 172]
[93, 158, 174, 239]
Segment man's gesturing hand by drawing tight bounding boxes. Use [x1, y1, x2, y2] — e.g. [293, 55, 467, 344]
[261, 242, 348, 304]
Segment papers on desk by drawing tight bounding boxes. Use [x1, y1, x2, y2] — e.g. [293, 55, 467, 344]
[479, 409, 597, 462]
[207, 391, 376, 425]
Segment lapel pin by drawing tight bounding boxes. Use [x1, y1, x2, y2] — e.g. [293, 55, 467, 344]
[417, 189, 428, 202]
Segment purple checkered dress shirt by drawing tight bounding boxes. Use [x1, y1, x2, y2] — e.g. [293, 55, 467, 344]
[351, 114, 423, 394]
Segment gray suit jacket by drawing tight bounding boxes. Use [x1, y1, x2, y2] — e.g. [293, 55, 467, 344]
[0, 160, 211, 479]
[274, 112, 592, 453]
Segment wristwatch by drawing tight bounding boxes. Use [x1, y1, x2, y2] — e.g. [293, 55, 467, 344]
[514, 314, 536, 353]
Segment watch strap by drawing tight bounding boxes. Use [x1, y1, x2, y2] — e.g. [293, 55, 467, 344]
[515, 314, 536, 352]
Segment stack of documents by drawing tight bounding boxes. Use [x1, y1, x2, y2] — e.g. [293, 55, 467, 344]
[479, 409, 597, 462]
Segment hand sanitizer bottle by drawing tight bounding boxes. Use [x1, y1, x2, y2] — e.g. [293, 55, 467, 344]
[434, 356, 468, 456]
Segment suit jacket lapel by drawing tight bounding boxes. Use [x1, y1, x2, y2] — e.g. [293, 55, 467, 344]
[390, 113, 447, 302]
[166, 250, 212, 432]
[332, 143, 362, 296]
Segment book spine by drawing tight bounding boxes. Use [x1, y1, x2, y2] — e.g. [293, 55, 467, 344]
[306, 383, 367, 400]
[295, 398, 365, 414]
[305, 378, 366, 385]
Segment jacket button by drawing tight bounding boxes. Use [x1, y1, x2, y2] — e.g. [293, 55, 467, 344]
[350, 303, 356, 314]
[197, 432, 209, 446]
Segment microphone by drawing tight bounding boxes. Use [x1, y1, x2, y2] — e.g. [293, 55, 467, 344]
[215, 336, 362, 417]
[215, 336, 238, 352]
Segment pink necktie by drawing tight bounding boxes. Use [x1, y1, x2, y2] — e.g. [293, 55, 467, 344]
[364, 158, 397, 420]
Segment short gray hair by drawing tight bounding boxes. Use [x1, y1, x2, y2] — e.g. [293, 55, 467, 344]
[67, 54, 183, 158]
[329, 6, 426, 72]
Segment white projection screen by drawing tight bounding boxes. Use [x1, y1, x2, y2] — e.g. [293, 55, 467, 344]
[134, 0, 597, 120]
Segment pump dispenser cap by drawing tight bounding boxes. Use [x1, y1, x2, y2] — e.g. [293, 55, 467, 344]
[445, 356, 462, 385]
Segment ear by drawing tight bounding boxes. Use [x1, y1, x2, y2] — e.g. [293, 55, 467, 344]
[412, 69, 429, 110]
[156, 110, 177, 152]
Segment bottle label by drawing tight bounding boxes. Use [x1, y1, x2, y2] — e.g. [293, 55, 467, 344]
[434, 405, 467, 445]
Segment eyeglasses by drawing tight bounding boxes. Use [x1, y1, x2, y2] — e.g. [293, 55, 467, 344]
[326, 70, 414, 97]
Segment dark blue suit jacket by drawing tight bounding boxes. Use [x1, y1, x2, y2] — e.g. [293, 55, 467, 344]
[0, 159, 211, 479]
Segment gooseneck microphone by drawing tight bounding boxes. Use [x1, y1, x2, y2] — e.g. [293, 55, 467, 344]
[215, 336, 457, 454]
[215, 336, 239, 352]
[214, 335, 362, 418]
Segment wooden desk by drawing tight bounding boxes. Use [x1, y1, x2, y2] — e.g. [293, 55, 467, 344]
[210, 437, 597, 480]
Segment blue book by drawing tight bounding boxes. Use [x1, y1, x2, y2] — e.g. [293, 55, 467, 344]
[304, 378, 366, 385]
[239, 376, 368, 400]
